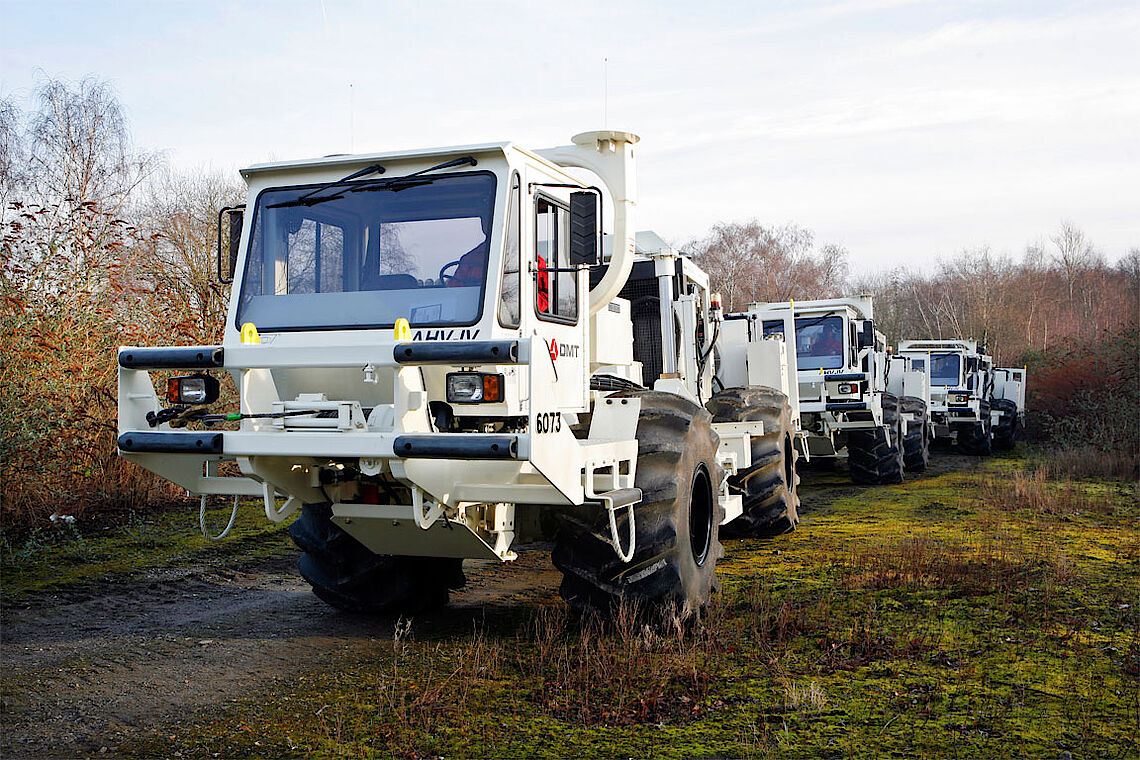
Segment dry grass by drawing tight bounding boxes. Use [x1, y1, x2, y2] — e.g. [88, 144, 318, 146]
[26, 457, 1138, 759]
[1040, 445, 1139, 481]
[518, 601, 719, 726]
[841, 533, 1075, 596]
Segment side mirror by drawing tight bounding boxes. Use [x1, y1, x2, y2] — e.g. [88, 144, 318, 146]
[217, 206, 245, 283]
[857, 321, 875, 349]
[569, 191, 598, 266]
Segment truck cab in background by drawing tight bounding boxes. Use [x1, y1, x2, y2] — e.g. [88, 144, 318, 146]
[896, 339, 1023, 454]
[716, 296, 931, 486]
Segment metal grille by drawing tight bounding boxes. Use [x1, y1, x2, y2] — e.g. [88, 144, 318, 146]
[620, 278, 665, 386]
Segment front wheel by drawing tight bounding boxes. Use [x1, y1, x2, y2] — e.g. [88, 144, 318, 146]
[706, 387, 800, 539]
[847, 393, 904, 485]
[289, 503, 466, 614]
[553, 391, 723, 621]
[900, 395, 931, 473]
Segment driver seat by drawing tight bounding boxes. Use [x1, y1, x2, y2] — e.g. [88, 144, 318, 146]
[447, 243, 487, 288]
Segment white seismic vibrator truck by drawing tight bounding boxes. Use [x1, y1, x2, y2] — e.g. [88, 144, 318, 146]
[117, 131, 792, 619]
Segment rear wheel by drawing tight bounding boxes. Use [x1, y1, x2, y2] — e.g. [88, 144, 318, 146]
[706, 387, 800, 539]
[847, 393, 904, 485]
[955, 400, 993, 456]
[553, 391, 723, 620]
[991, 398, 1019, 450]
[290, 503, 465, 614]
[900, 395, 931, 473]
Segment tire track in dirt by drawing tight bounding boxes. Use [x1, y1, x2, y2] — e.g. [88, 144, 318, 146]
[1, 548, 562, 758]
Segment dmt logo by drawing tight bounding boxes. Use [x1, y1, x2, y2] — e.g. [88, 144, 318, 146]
[547, 339, 581, 362]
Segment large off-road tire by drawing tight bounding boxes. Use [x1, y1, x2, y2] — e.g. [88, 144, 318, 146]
[289, 503, 465, 614]
[846, 393, 904, 485]
[553, 391, 723, 620]
[991, 398, 1020, 451]
[706, 386, 800, 539]
[955, 400, 993, 456]
[900, 395, 931, 473]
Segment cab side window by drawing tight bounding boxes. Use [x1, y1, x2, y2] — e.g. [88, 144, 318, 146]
[497, 174, 521, 327]
[535, 197, 577, 323]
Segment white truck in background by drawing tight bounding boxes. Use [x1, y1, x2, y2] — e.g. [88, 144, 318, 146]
[715, 296, 932, 486]
[896, 340, 1026, 453]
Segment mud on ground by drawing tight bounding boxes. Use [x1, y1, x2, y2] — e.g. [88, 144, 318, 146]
[1, 545, 561, 758]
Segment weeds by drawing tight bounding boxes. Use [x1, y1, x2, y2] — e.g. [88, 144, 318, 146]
[519, 600, 716, 726]
[1040, 445, 1139, 481]
[34, 457, 1140, 759]
[979, 467, 1106, 517]
[783, 679, 827, 714]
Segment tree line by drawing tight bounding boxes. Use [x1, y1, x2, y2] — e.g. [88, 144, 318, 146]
[687, 222, 1138, 369]
[1, 77, 242, 530]
[2, 77, 1135, 534]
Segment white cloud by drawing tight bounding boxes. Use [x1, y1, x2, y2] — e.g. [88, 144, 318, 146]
[1, 0, 1136, 270]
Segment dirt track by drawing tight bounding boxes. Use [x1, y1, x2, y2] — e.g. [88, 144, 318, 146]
[0, 456, 973, 758]
[0, 548, 562, 758]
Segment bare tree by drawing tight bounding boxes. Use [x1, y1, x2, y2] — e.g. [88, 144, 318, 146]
[129, 167, 244, 343]
[0, 96, 25, 211]
[687, 220, 848, 310]
[1050, 221, 1102, 301]
[28, 77, 158, 209]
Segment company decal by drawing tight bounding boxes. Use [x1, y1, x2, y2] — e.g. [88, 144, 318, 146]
[819, 368, 847, 375]
[411, 328, 481, 341]
[546, 339, 580, 362]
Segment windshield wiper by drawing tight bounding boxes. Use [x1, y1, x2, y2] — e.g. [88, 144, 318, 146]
[796, 311, 837, 330]
[352, 155, 478, 193]
[267, 156, 477, 209]
[298, 163, 386, 203]
[268, 163, 386, 208]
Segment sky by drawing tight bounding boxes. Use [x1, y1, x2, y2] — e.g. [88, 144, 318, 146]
[2, 0, 1137, 272]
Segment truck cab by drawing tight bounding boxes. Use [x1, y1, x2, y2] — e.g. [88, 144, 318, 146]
[897, 339, 997, 453]
[715, 295, 932, 485]
[751, 296, 887, 459]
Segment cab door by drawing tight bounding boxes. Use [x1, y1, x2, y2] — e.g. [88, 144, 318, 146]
[523, 187, 589, 503]
[528, 191, 587, 413]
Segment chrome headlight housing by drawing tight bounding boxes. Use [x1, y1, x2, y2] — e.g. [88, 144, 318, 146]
[166, 373, 220, 405]
[446, 372, 504, 404]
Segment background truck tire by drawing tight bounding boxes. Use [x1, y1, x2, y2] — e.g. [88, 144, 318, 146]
[955, 400, 993, 456]
[553, 391, 723, 620]
[290, 503, 465, 614]
[991, 398, 1020, 450]
[847, 393, 905, 485]
[900, 395, 931, 473]
[706, 386, 800, 539]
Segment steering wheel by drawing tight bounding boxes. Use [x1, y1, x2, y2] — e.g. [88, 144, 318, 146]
[438, 259, 462, 286]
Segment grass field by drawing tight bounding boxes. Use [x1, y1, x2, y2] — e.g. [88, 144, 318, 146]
[2, 450, 1135, 758]
[93, 452, 1136, 759]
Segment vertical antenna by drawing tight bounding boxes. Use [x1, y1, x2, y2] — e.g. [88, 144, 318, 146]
[349, 83, 355, 152]
[603, 57, 609, 127]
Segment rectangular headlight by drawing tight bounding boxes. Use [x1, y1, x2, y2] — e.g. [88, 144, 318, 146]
[837, 382, 858, 395]
[446, 373, 504, 404]
[166, 373, 220, 405]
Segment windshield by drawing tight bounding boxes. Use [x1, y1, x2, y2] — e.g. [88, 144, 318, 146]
[930, 353, 962, 386]
[765, 316, 845, 371]
[236, 171, 497, 331]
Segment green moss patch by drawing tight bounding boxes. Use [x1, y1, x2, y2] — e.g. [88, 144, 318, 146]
[117, 452, 1138, 759]
[0, 502, 295, 604]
